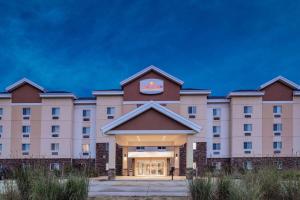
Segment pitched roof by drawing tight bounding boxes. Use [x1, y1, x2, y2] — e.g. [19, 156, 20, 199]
[260, 76, 299, 90]
[101, 101, 201, 134]
[6, 78, 44, 92]
[120, 65, 184, 86]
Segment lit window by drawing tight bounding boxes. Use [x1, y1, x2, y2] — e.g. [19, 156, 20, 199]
[243, 142, 252, 150]
[82, 144, 90, 156]
[22, 108, 31, 116]
[243, 106, 253, 114]
[273, 105, 282, 114]
[213, 108, 221, 117]
[52, 107, 60, 116]
[244, 124, 253, 132]
[188, 106, 197, 115]
[193, 143, 197, 150]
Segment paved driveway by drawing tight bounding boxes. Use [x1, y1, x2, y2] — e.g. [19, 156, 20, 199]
[88, 179, 189, 197]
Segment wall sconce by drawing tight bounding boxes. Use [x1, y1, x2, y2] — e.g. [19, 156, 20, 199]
[175, 154, 178, 158]
[124, 154, 127, 158]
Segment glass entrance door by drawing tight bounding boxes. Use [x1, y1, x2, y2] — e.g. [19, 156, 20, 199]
[136, 159, 166, 176]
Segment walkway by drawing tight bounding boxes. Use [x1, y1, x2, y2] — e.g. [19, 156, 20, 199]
[88, 178, 189, 198]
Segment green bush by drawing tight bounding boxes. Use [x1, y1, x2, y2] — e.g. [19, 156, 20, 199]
[0, 180, 21, 200]
[189, 177, 214, 200]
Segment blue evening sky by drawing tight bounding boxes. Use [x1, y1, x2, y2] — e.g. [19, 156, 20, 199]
[0, 0, 299, 97]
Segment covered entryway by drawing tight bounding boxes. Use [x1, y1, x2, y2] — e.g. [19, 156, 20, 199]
[100, 102, 202, 180]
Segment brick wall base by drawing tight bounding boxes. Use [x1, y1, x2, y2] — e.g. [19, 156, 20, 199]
[179, 144, 186, 176]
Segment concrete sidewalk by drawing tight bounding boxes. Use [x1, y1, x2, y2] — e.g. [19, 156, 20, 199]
[88, 179, 189, 198]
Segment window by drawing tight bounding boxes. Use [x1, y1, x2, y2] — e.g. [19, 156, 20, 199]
[213, 143, 221, 150]
[22, 108, 31, 116]
[213, 126, 221, 137]
[51, 125, 60, 137]
[273, 105, 282, 115]
[244, 161, 253, 170]
[244, 106, 252, 117]
[52, 107, 60, 119]
[107, 107, 115, 119]
[193, 143, 197, 150]
[244, 124, 252, 132]
[244, 142, 252, 150]
[213, 108, 221, 119]
[0, 108, 3, 116]
[82, 110, 91, 121]
[0, 125, 2, 137]
[22, 144, 30, 155]
[51, 143, 59, 155]
[273, 123, 282, 132]
[157, 146, 166, 150]
[136, 146, 145, 151]
[22, 126, 31, 137]
[273, 141, 282, 150]
[82, 127, 90, 138]
[0, 144, 2, 152]
[82, 144, 90, 155]
[50, 163, 60, 171]
[188, 106, 197, 118]
[244, 141, 252, 153]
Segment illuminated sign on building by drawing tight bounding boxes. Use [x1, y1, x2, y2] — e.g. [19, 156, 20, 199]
[140, 79, 164, 94]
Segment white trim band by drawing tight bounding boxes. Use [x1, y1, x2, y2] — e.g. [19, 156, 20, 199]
[92, 91, 124, 96]
[40, 93, 76, 98]
[180, 90, 211, 95]
[123, 101, 180, 104]
[228, 91, 265, 97]
[106, 130, 196, 135]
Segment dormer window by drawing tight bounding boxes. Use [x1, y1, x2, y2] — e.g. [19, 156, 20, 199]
[188, 106, 196, 118]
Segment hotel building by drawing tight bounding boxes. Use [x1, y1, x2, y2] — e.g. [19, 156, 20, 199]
[0, 65, 300, 179]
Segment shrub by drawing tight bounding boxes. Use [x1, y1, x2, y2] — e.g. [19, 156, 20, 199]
[257, 168, 282, 200]
[189, 177, 214, 200]
[63, 175, 89, 200]
[280, 174, 300, 200]
[14, 167, 33, 200]
[0, 180, 21, 200]
[214, 175, 232, 200]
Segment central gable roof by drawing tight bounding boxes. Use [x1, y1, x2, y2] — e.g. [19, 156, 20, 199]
[6, 78, 44, 92]
[120, 65, 184, 86]
[101, 102, 201, 134]
[259, 76, 299, 90]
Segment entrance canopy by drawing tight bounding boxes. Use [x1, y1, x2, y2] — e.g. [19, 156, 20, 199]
[101, 101, 201, 135]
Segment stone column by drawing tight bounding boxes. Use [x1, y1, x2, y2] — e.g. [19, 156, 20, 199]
[108, 137, 116, 180]
[186, 136, 194, 180]
[174, 147, 180, 176]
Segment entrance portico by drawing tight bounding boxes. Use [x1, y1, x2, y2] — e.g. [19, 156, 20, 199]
[100, 102, 202, 180]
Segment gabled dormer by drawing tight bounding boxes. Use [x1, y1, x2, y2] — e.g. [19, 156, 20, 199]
[259, 76, 299, 101]
[6, 78, 44, 103]
[120, 65, 184, 101]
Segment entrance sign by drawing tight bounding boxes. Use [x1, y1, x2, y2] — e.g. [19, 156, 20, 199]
[140, 79, 164, 94]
